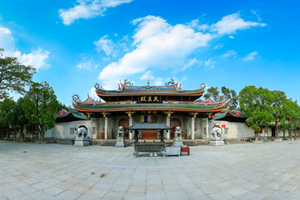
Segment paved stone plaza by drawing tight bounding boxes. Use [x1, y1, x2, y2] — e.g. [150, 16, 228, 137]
[1, 140, 300, 200]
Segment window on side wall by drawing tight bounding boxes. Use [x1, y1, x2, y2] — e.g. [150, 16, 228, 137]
[70, 128, 75, 134]
[225, 128, 229, 135]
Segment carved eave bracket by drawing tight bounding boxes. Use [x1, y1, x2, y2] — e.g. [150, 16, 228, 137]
[206, 113, 212, 119]
[102, 112, 110, 118]
[163, 111, 174, 116]
[189, 112, 199, 118]
[125, 111, 136, 117]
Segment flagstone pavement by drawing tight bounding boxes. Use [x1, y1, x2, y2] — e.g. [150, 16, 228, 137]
[1, 140, 300, 200]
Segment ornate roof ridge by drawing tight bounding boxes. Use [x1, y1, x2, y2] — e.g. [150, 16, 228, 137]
[94, 80, 206, 93]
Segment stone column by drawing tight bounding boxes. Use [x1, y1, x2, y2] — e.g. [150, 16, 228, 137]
[167, 113, 171, 140]
[129, 115, 133, 140]
[105, 117, 108, 140]
[200, 119, 203, 139]
[96, 118, 100, 139]
[163, 111, 174, 140]
[126, 111, 135, 140]
[102, 112, 109, 140]
[190, 113, 198, 140]
[191, 117, 195, 140]
[206, 118, 209, 141]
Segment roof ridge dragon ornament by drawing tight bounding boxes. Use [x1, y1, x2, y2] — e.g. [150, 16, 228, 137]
[198, 83, 206, 90]
[123, 79, 133, 86]
[95, 83, 103, 90]
[165, 79, 175, 86]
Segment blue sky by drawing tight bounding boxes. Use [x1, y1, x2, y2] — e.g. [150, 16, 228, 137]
[0, 0, 299, 106]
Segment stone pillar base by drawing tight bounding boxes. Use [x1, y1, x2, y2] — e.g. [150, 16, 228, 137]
[209, 140, 225, 146]
[173, 142, 183, 147]
[74, 139, 90, 146]
[115, 142, 126, 147]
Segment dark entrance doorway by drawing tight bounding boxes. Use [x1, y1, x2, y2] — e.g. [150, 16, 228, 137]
[271, 126, 276, 137]
[170, 118, 181, 139]
[119, 118, 129, 139]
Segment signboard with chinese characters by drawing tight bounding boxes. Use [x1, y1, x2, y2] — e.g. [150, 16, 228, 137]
[137, 96, 162, 103]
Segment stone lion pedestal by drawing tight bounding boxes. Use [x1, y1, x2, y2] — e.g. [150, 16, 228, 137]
[115, 126, 126, 147]
[209, 124, 225, 146]
[173, 126, 184, 147]
[74, 127, 90, 146]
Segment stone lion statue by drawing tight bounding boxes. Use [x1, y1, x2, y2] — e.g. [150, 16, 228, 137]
[115, 126, 126, 147]
[174, 126, 183, 146]
[175, 126, 182, 139]
[77, 127, 88, 138]
[211, 124, 223, 141]
[117, 126, 124, 138]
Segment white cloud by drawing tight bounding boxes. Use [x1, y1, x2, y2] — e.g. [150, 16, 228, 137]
[242, 51, 258, 61]
[187, 19, 209, 31]
[154, 77, 163, 86]
[94, 35, 114, 56]
[229, 35, 234, 39]
[0, 27, 11, 34]
[182, 58, 200, 71]
[0, 27, 15, 52]
[214, 43, 223, 49]
[59, 0, 133, 25]
[252, 10, 262, 21]
[97, 13, 266, 88]
[211, 13, 266, 35]
[89, 87, 98, 99]
[204, 59, 215, 68]
[13, 48, 50, 71]
[99, 15, 215, 89]
[220, 50, 237, 58]
[76, 58, 98, 70]
[0, 26, 50, 70]
[140, 71, 154, 80]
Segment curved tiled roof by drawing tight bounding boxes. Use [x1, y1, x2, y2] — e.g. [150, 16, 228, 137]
[212, 110, 247, 122]
[73, 100, 226, 113]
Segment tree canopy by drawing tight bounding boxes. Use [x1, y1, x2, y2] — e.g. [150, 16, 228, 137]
[0, 98, 15, 139]
[221, 86, 238, 110]
[7, 97, 28, 141]
[239, 86, 274, 140]
[280, 99, 300, 139]
[271, 90, 287, 138]
[22, 81, 59, 141]
[204, 87, 219, 102]
[0, 49, 36, 100]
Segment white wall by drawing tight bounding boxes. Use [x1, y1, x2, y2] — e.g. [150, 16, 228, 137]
[212, 120, 255, 139]
[55, 119, 96, 139]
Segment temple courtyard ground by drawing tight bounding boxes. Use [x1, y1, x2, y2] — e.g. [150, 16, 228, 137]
[1, 140, 300, 200]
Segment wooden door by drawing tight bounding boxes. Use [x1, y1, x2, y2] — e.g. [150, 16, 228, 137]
[170, 118, 181, 139]
[142, 130, 157, 139]
[118, 118, 129, 139]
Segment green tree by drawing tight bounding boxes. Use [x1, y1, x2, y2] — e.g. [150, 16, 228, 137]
[22, 81, 59, 141]
[0, 49, 36, 99]
[270, 90, 287, 139]
[280, 99, 299, 140]
[204, 87, 219, 101]
[0, 98, 15, 139]
[6, 102, 18, 140]
[57, 102, 69, 112]
[7, 98, 28, 142]
[221, 86, 238, 110]
[239, 86, 273, 141]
